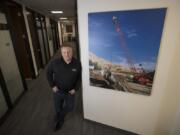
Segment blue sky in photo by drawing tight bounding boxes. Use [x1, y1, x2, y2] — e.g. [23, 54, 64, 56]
[88, 8, 166, 71]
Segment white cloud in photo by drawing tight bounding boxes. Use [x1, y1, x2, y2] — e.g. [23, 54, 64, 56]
[111, 55, 129, 67]
[89, 35, 114, 49]
[89, 21, 104, 29]
[123, 26, 138, 39]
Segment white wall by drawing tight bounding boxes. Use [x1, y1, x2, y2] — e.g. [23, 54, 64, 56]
[77, 0, 180, 135]
[155, 4, 180, 133]
[171, 106, 180, 135]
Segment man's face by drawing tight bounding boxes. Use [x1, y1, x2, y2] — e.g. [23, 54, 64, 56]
[61, 47, 73, 62]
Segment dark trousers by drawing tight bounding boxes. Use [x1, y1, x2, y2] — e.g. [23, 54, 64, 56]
[53, 90, 75, 122]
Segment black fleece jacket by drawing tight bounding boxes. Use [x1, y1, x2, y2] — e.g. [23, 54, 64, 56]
[46, 57, 81, 92]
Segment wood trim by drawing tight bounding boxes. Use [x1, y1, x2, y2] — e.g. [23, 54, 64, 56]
[26, 8, 44, 69]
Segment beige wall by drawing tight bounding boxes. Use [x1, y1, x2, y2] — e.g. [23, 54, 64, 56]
[58, 21, 63, 45]
[78, 0, 180, 135]
[155, 3, 180, 133]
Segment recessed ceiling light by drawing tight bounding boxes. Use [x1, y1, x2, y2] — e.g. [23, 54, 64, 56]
[60, 17, 67, 20]
[51, 11, 63, 14]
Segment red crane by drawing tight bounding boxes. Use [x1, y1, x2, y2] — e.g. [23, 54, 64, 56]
[112, 16, 150, 85]
[112, 16, 136, 73]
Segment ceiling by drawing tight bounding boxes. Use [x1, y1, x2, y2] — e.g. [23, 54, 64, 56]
[14, 0, 77, 21]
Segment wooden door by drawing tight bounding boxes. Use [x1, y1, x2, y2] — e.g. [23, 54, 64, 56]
[0, 11, 24, 103]
[6, 2, 35, 78]
[26, 9, 43, 70]
[51, 20, 59, 52]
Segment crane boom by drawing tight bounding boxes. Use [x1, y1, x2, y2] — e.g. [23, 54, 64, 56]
[112, 16, 136, 73]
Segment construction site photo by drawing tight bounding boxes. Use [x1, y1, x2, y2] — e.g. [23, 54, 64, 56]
[88, 8, 166, 96]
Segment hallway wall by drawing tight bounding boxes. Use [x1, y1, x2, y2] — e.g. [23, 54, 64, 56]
[78, 0, 180, 135]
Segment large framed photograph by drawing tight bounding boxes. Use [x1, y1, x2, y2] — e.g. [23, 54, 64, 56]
[88, 8, 167, 96]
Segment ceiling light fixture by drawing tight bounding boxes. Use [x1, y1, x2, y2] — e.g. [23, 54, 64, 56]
[60, 17, 68, 20]
[51, 11, 63, 14]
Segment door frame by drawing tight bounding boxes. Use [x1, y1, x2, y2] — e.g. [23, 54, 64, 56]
[26, 8, 44, 70]
[38, 15, 50, 61]
[34, 13, 51, 66]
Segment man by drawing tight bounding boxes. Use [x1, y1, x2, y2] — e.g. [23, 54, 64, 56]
[46, 44, 81, 131]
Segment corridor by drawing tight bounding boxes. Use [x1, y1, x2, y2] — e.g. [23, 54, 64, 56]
[0, 49, 134, 135]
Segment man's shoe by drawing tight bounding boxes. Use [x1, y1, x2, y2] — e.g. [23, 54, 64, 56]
[54, 120, 64, 131]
